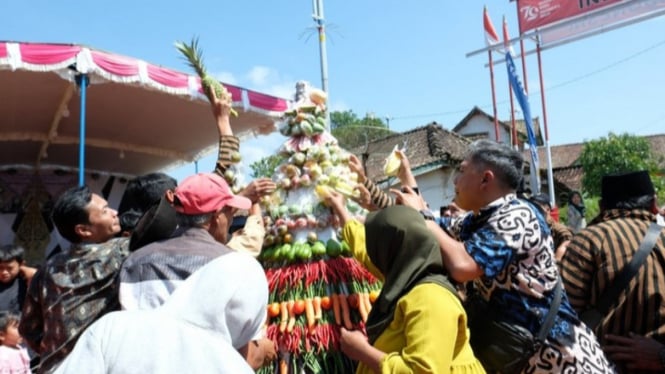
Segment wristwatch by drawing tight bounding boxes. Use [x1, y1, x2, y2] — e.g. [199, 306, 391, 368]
[419, 209, 435, 221]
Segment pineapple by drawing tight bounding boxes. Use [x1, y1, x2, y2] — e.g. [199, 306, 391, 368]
[175, 37, 238, 117]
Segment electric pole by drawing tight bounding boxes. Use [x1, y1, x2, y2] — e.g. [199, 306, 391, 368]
[312, 0, 329, 93]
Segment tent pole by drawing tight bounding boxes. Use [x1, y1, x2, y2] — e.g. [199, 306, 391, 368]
[76, 74, 89, 186]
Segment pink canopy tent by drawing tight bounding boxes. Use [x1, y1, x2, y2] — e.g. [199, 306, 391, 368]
[0, 41, 291, 178]
[0, 41, 292, 262]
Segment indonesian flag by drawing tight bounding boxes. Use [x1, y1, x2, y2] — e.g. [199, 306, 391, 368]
[502, 15, 515, 57]
[484, 6, 501, 50]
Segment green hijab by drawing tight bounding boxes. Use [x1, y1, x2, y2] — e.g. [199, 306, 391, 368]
[364, 205, 456, 344]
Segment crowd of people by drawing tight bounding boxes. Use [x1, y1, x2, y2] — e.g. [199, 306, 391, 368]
[0, 86, 664, 373]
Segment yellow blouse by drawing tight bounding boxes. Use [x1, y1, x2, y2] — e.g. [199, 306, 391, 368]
[341, 219, 383, 282]
[342, 220, 486, 374]
[358, 283, 485, 374]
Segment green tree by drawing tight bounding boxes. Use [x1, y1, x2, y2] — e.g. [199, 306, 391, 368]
[330, 110, 394, 149]
[249, 154, 284, 178]
[578, 132, 664, 199]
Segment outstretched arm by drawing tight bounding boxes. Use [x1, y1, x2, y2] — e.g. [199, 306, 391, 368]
[392, 188, 483, 283]
[208, 87, 241, 177]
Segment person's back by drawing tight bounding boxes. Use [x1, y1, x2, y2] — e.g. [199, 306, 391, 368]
[19, 186, 127, 373]
[119, 173, 251, 310]
[119, 226, 230, 309]
[54, 252, 267, 374]
[562, 171, 665, 343]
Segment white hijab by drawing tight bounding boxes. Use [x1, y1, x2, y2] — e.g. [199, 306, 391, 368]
[54, 252, 268, 374]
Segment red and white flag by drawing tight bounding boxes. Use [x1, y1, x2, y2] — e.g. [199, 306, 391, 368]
[484, 6, 501, 49]
[502, 15, 515, 57]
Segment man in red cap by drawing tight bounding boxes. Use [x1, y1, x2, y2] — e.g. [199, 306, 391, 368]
[119, 172, 251, 309]
[119, 172, 274, 368]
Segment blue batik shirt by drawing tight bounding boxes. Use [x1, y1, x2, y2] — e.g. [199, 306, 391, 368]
[450, 194, 580, 343]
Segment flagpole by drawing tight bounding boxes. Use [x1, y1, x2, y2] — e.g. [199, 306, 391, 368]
[509, 83, 517, 148]
[503, 16, 518, 149]
[488, 50, 500, 142]
[537, 35, 555, 207]
[520, 38, 529, 94]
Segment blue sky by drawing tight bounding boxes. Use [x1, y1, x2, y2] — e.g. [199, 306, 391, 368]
[4, 1, 664, 182]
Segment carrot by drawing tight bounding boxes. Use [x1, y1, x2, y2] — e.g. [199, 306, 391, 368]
[362, 291, 373, 314]
[280, 357, 289, 374]
[338, 293, 353, 329]
[312, 296, 322, 321]
[357, 293, 368, 323]
[287, 300, 297, 333]
[305, 298, 315, 330]
[279, 301, 289, 333]
[332, 293, 342, 325]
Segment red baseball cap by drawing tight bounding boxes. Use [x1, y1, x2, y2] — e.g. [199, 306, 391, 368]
[174, 173, 251, 215]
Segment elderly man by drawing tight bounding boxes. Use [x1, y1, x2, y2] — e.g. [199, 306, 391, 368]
[19, 186, 128, 373]
[119, 172, 251, 309]
[119, 172, 274, 369]
[561, 170, 665, 371]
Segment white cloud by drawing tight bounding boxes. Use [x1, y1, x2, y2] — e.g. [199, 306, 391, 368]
[243, 66, 296, 99]
[246, 66, 272, 86]
[263, 82, 296, 99]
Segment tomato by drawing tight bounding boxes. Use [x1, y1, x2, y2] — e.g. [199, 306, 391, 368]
[267, 302, 281, 318]
[320, 296, 332, 310]
[369, 290, 380, 304]
[293, 299, 306, 315]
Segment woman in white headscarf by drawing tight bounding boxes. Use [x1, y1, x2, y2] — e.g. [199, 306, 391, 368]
[54, 251, 268, 374]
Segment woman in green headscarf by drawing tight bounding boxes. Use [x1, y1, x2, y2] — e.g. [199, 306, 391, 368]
[326, 192, 484, 374]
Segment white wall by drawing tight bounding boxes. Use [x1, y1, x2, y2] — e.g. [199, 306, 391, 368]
[387, 168, 456, 217]
[457, 116, 512, 147]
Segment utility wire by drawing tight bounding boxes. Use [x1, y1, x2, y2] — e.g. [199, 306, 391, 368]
[389, 38, 665, 122]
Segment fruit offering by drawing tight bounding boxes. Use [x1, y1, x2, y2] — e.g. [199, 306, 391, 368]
[258, 83, 381, 374]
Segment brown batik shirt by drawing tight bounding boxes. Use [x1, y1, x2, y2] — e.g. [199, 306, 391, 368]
[561, 209, 665, 344]
[19, 238, 129, 373]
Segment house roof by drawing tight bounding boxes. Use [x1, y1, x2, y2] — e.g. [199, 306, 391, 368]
[553, 166, 584, 192]
[350, 122, 470, 181]
[453, 106, 543, 145]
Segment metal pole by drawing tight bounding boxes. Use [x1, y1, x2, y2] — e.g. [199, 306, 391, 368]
[312, 0, 330, 129]
[537, 37, 556, 207]
[314, 0, 329, 93]
[76, 74, 89, 186]
[488, 50, 500, 142]
[509, 82, 517, 149]
[519, 38, 529, 94]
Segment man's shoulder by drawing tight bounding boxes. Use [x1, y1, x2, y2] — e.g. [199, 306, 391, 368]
[46, 237, 128, 267]
[206, 251, 264, 278]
